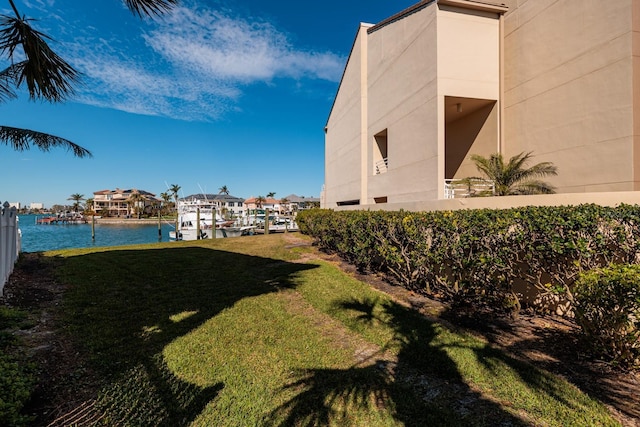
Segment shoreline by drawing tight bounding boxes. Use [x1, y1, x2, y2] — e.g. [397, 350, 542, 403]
[94, 218, 167, 225]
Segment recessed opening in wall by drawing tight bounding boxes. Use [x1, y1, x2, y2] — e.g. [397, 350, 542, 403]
[336, 199, 360, 206]
[373, 129, 388, 175]
[374, 196, 387, 203]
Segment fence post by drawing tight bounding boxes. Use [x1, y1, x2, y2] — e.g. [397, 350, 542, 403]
[1, 201, 20, 295]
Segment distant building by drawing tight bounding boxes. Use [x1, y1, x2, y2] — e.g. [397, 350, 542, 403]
[243, 195, 320, 215]
[8, 202, 20, 209]
[181, 194, 246, 218]
[244, 197, 282, 214]
[281, 194, 320, 213]
[93, 188, 161, 217]
[29, 202, 44, 210]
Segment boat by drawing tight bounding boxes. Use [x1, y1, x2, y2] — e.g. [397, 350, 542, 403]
[245, 209, 299, 233]
[169, 198, 253, 241]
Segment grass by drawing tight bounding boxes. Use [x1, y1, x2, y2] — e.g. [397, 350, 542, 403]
[29, 234, 620, 425]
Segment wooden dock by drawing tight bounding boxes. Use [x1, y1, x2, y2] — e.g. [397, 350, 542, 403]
[36, 216, 87, 225]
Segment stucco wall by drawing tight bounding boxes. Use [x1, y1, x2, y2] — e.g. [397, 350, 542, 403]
[324, 26, 370, 206]
[367, 5, 440, 204]
[437, 6, 501, 99]
[503, 0, 638, 193]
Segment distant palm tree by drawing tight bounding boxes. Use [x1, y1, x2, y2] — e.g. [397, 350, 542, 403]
[169, 184, 181, 208]
[266, 191, 276, 199]
[160, 191, 171, 215]
[0, 0, 176, 158]
[255, 196, 266, 209]
[169, 184, 181, 231]
[218, 185, 229, 195]
[84, 198, 94, 214]
[68, 193, 84, 212]
[127, 190, 145, 218]
[470, 152, 558, 196]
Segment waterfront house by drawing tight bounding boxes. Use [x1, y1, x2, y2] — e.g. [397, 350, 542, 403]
[244, 197, 282, 214]
[323, 0, 640, 209]
[181, 194, 246, 219]
[281, 194, 320, 214]
[92, 188, 161, 217]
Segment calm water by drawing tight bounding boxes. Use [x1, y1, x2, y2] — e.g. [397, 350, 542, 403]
[18, 215, 175, 252]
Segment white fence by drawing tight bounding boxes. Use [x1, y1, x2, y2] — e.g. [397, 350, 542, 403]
[1, 201, 21, 295]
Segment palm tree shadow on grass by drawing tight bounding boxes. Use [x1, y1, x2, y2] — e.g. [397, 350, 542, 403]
[57, 246, 318, 426]
[444, 308, 640, 422]
[267, 297, 533, 426]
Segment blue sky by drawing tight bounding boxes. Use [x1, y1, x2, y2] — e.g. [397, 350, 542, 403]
[1, 0, 416, 207]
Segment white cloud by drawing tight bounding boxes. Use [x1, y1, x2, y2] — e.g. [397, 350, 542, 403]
[60, 4, 344, 121]
[143, 7, 344, 83]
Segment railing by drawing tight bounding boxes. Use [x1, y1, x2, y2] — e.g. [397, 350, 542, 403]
[375, 157, 388, 175]
[1, 201, 21, 295]
[444, 179, 495, 199]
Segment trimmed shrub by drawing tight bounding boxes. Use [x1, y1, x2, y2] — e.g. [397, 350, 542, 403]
[297, 204, 640, 315]
[574, 264, 640, 368]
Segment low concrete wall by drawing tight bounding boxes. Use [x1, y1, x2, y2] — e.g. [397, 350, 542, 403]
[335, 191, 640, 212]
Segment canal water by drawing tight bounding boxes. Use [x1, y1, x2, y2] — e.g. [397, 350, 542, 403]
[18, 215, 176, 252]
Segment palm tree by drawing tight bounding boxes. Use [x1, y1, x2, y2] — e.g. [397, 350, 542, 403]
[84, 198, 94, 214]
[255, 195, 266, 209]
[67, 193, 84, 212]
[0, 0, 176, 157]
[169, 184, 181, 230]
[159, 191, 171, 215]
[169, 184, 181, 207]
[218, 185, 229, 195]
[266, 191, 276, 199]
[127, 190, 145, 218]
[470, 152, 558, 196]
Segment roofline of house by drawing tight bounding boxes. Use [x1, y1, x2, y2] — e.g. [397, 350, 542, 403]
[324, 22, 374, 131]
[324, 0, 507, 130]
[369, 0, 507, 34]
[367, 0, 435, 34]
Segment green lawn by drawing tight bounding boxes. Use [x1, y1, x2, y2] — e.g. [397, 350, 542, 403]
[43, 234, 618, 426]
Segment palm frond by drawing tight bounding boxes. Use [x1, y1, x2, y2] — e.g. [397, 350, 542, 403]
[0, 15, 79, 101]
[510, 180, 557, 195]
[0, 64, 19, 102]
[122, 0, 178, 18]
[471, 151, 557, 196]
[0, 125, 92, 158]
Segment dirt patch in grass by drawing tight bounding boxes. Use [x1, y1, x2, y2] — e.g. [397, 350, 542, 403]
[2, 253, 101, 426]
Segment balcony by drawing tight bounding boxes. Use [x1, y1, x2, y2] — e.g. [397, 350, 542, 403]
[444, 178, 495, 199]
[375, 157, 388, 175]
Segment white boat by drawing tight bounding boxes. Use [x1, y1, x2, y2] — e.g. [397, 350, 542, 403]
[169, 199, 252, 241]
[244, 209, 299, 232]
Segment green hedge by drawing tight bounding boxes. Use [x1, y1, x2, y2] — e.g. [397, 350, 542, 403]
[297, 204, 640, 312]
[574, 264, 640, 368]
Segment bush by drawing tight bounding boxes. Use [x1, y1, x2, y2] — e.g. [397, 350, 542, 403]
[0, 352, 33, 426]
[297, 204, 640, 314]
[0, 307, 34, 426]
[574, 264, 640, 368]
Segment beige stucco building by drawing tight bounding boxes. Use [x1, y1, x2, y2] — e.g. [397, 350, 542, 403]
[323, 0, 640, 209]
